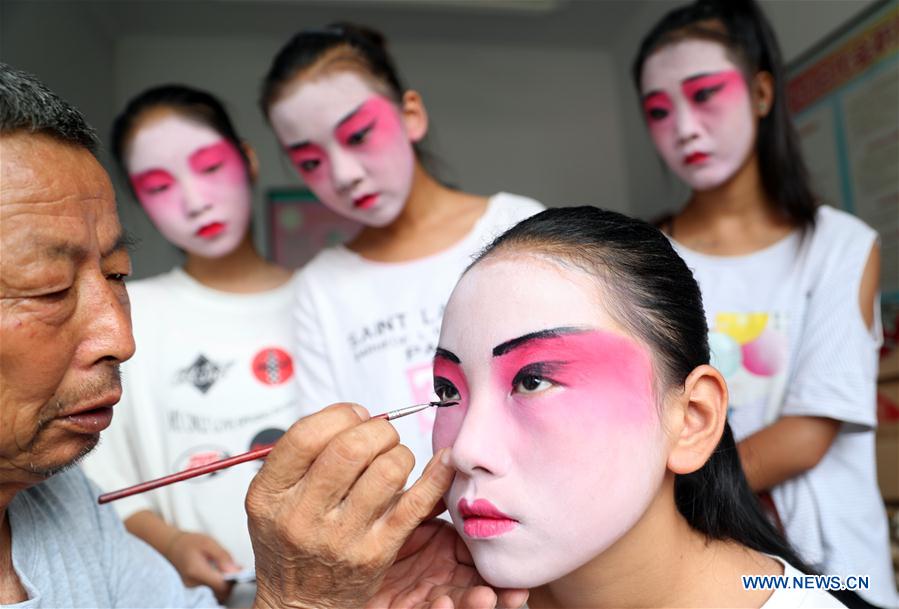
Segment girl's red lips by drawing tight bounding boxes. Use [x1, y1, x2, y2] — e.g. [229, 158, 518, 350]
[458, 498, 515, 520]
[353, 193, 379, 209]
[684, 152, 709, 165]
[197, 221, 226, 238]
[458, 498, 518, 539]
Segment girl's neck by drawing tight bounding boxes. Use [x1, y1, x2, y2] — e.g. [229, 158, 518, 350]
[672, 154, 794, 255]
[347, 163, 489, 262]
[528, 477, 779, 608]
[183, 232, 291, 293]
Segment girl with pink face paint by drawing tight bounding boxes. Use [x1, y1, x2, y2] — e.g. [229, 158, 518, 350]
[633, 3, 895, 608]
[81, 85, 300, 607]
[258, 24, 544, 485]
[433, 206, 847, 608]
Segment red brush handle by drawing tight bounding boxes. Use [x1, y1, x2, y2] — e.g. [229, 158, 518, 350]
[97, 411, 393, 505]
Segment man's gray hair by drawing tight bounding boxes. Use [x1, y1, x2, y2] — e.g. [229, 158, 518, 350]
[0, 62, 99, 154]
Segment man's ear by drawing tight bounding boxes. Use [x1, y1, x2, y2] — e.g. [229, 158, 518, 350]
[400, 90, 428, 143]
[241, 142, 260, 183]
[752, 70, 775, 118]
[666, 364, 728, 475]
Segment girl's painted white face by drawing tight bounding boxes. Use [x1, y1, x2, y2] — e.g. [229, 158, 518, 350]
[268, 71, 416, 227]
[433, 255, 669, 589]
[640, 39, 756, 191]
[127, 114, 252, 258]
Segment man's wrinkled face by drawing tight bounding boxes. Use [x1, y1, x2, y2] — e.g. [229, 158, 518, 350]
[1, 133, 135, 484]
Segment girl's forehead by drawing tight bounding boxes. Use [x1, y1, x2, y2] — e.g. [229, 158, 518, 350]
[269, 70, 386, 142]
[641, 39, 738, 91]
[126, 113, 224, 172]
[441, 254, 624, 357]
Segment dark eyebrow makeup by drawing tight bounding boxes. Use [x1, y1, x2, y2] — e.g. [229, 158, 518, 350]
[288, 102, 365, 151]
[492, 327, 586, 357]
[434, 347, 460, 364]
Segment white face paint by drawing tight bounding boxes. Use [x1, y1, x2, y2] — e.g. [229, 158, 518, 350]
[127, 114, 252, 258]
[640, 39, 756, 191]
[432, 254, 669, 588]
[268, 71, 416, 227]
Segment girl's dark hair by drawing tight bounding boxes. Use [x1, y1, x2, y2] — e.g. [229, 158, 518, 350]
[473, 206, 812, 570]
[110, 84, 250, 197]
[260, 22, 405, 116]
[632, 0, 818, 229]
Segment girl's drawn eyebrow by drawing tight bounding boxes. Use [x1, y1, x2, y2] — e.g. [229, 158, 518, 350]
[287, 102, 365, 150]
[492, 327, 585, 357]
[434, 347, 460, 363]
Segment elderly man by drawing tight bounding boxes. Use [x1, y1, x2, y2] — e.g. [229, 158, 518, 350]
[0, 63, 526, 609]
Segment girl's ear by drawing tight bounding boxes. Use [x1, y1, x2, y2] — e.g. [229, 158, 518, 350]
[665, 364, 728, 475]
[752, 70, 775, 118]
[400, 90, 429, 143]
[241, 142, 260, 183]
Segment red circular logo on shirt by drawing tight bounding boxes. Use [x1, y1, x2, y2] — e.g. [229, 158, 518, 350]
[252, 347, 294, 385]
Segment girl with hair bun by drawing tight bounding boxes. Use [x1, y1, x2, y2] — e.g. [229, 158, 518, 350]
[432, 205, 842, 608]
[632, 2, 896, 607]
[82, 85, 299, 605]
[260, 24, 544, 483]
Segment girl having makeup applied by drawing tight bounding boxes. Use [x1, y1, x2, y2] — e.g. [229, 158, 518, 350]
[259, 24, 544, 483]
[81, 86, 299, 606]
[631, 2, 896, 608]
[430, 206, 844, 609]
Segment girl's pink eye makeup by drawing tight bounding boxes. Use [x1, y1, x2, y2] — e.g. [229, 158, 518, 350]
[131, 169, 174, 196]
[642, 92, 673, 123]
[433, 352, 468, 404]
[334, 96, 398, 150]
[188, 141, 232, 174]
[287, 143, 326, 175]
[681, 70, 745, 108]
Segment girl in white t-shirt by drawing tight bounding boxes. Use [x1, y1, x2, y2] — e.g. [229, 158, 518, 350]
[631, 1, 895, 607]
[430, 206, 844, 609]
[258, 24, 543, 481]
[82, 85, 299, 605]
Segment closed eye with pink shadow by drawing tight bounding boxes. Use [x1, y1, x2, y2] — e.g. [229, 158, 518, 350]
[130, 140, 246, 209]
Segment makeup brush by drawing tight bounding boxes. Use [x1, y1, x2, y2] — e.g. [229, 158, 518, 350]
[97, 400, 458, 505]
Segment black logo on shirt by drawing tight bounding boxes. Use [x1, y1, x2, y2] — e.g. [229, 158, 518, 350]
[175, 354, 233, 394]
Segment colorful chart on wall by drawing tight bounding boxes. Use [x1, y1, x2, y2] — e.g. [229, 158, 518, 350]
[787, 0, 898, 306]
[267, 188, 361, 269]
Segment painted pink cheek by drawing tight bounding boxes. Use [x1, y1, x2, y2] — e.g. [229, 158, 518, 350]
[335, 96, 405, 153]
[432, 359, 469, 452]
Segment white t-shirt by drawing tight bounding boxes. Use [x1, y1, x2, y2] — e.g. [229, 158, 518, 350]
[292, 192, 545, 482]
[672, 206, 898, 608]
[82, 268, 302, 575]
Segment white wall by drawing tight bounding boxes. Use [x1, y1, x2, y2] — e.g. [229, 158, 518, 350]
[608, 0, 877, 222]
[1, 2, 116, 166]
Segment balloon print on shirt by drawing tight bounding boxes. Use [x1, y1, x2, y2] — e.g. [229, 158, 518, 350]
[251, 347, 294, 385]
[710, 311, 789, 429]
[175, 354, 234, 394]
